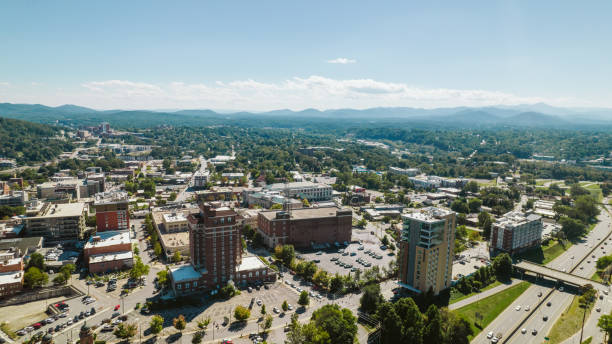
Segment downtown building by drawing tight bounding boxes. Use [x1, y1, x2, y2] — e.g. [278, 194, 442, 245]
[398, 207, 456, 295]
[256, 206, 352, 249]
[93, 191, 130, 232]
[169, 201, 275, 296]
[490, 211, 543, 255]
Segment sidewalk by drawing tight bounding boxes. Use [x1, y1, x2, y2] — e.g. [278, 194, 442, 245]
[449, 278, 521, 310]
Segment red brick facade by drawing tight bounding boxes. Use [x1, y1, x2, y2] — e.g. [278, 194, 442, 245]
[95, 206, 129, 232]
[257, 208, 353, 248]
[188, 203, 242, 289]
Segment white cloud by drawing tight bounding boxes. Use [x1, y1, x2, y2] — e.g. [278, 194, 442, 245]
[0, 82, 10, 87]
[31, 82, 43, 86]
[0, 76, 594, 110]
[327, 57, 357, 64]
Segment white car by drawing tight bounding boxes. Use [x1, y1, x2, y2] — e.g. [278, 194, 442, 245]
[525, 305, 530, 311]
[273, 307, 280, 314]
[256, 299, 262, 306]
[288, 304, 293, 310]
[521, 328, 527, 334]
[515, 305, 521, 311]
[487, 332, 493, 339]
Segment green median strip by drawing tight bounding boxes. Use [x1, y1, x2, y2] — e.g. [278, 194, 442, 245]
[546, 295, 593, 344]
[453, 281, 531, 339]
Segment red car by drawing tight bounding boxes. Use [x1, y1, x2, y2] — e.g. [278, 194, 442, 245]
[114, 305, 120, 311]
[33, 323, 42, 329]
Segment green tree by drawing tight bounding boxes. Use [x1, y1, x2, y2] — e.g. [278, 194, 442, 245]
[311, 304, 357, 344]
[173, 315, 186, 334]
[261, 304, 266, 315]
[24, 267, 48, 289]
[150, 315, 164, 335]
[468, 198, 482, 213]
[197, 317, 210, 332]
[263, 314, 273, 333]
[274, 244, 295, 266]
[234, 305, 251, 321]
[302, 198, 310, 207]
[559, 216, 587, 239]
[378, 303, 404, 343]
[298, 290, 310, 307]
[423, 305, 443, 344]
[173, 251, 182, 263]
[282, 300, 289, 312]
[598, 314, 612, 343]
[27, 252, 45, 270]
[478, 211, 493, 238]
[360, 283, 383, 314]
[129, 256, 150, 281]
[154, 242, 162, 256]
[270, 203, 283, 210]
[330, 274, 344, 293]
[157, 270, 169, 288]
[492, 253, 513, 279]
[114, 323, 138, 340]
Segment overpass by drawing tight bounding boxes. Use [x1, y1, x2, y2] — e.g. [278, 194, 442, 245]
[514, 260, 608, 289]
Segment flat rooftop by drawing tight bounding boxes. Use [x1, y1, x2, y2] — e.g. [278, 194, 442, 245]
[163, 212, 187, 223]
[170, 264, 201, 282]
[160, 232, 189, 248]
[85, 230, 131, 249]
[237, 256, 267, 272]
[402, 207, 454, 223]
[35, 202, 86, 218]
[495, 211, 542, 228]
[94, 191, 128, 205]
[89, 251, 133, 264]
[0, 270, 22, 285]
[260, 206, 350, 221]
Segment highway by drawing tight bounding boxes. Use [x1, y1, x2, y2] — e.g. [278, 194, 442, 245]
[472, 201, 612, 344]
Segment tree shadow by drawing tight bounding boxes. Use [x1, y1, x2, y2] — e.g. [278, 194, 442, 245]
[165, 333, 182, 343]
[228, 321, 247, 332]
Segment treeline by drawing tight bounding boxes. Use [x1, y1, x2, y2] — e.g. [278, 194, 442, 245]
[0, 117, 74, 165]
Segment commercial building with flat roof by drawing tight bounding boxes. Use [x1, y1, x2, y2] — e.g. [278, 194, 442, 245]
[263, 182, 333, 201]
[399, 207, 456, 295]
[257, 206, 352, 248]
[389, 166, 420, 177]
[0, 191, 28, 207]
[94, 191, 129, 232]
[25, 203, 87, 242]
[490, 211, 543, 255]
[84, 230, 133, 273]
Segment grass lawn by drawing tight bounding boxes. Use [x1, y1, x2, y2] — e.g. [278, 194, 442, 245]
[591, 271, 603, 282]
[454, 281, 531, 339]
[517, 239, 571, 265]
[584, 183, 603, 202]
[546, 295, 593, 344]
[449, 280, 503, 304]
[582, 337, 593, 344]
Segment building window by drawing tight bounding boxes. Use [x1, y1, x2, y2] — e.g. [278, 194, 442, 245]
[177, 284, 182, 289]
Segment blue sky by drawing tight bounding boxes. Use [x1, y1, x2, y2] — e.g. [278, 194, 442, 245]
[1, 1, 611, 110]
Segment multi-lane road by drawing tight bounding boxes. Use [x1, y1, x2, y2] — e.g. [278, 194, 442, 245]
[473, 202, 612, 344]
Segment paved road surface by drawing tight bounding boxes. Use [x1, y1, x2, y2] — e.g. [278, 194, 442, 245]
[473, 202, 612, 344]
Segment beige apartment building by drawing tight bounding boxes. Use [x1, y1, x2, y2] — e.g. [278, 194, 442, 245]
[399, 207, 456, 295]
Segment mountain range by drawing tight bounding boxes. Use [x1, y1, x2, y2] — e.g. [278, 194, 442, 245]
[0, 102, 610, 130]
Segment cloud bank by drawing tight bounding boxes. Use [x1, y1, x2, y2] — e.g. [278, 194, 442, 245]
[0, 75, 585, 110]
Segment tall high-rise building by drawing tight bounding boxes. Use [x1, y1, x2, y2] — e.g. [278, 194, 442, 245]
[398, 207, 456, 295]
[94, 191, 129, 232]
[189, 202, 242, 288]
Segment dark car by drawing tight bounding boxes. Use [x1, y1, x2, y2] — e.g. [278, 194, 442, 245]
[546, 301, 552, 306]
[90, 307, 96, 315]
[543, 315, 548, 321]
[79, 312, 85, 319]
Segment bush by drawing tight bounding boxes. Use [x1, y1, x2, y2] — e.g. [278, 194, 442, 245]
[234, 305, 251, 321]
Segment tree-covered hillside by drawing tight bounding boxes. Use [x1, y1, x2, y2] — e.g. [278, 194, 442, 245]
[0, 117, 74, 165]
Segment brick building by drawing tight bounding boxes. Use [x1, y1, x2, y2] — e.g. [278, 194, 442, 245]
[169, 201, 275, 295]
[94, 191, 130, 232]
[0, 256, 24, 298]
[84, 231, 133, 273]
[257, 207, 352, 248]
[490, 211, 543, 255]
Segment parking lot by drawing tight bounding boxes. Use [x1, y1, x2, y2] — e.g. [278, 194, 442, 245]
[452, 241, 491, 280]
[298, 228, 396, 276]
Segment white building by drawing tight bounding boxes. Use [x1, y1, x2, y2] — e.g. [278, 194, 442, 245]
[263, 182, 332, 201]
[389, 166, 420, 177]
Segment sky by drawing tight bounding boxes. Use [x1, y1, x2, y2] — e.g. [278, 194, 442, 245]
[1, 1, 612, 111]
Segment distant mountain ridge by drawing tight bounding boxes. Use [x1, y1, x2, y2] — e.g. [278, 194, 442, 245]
[0, 102, 610, 129]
